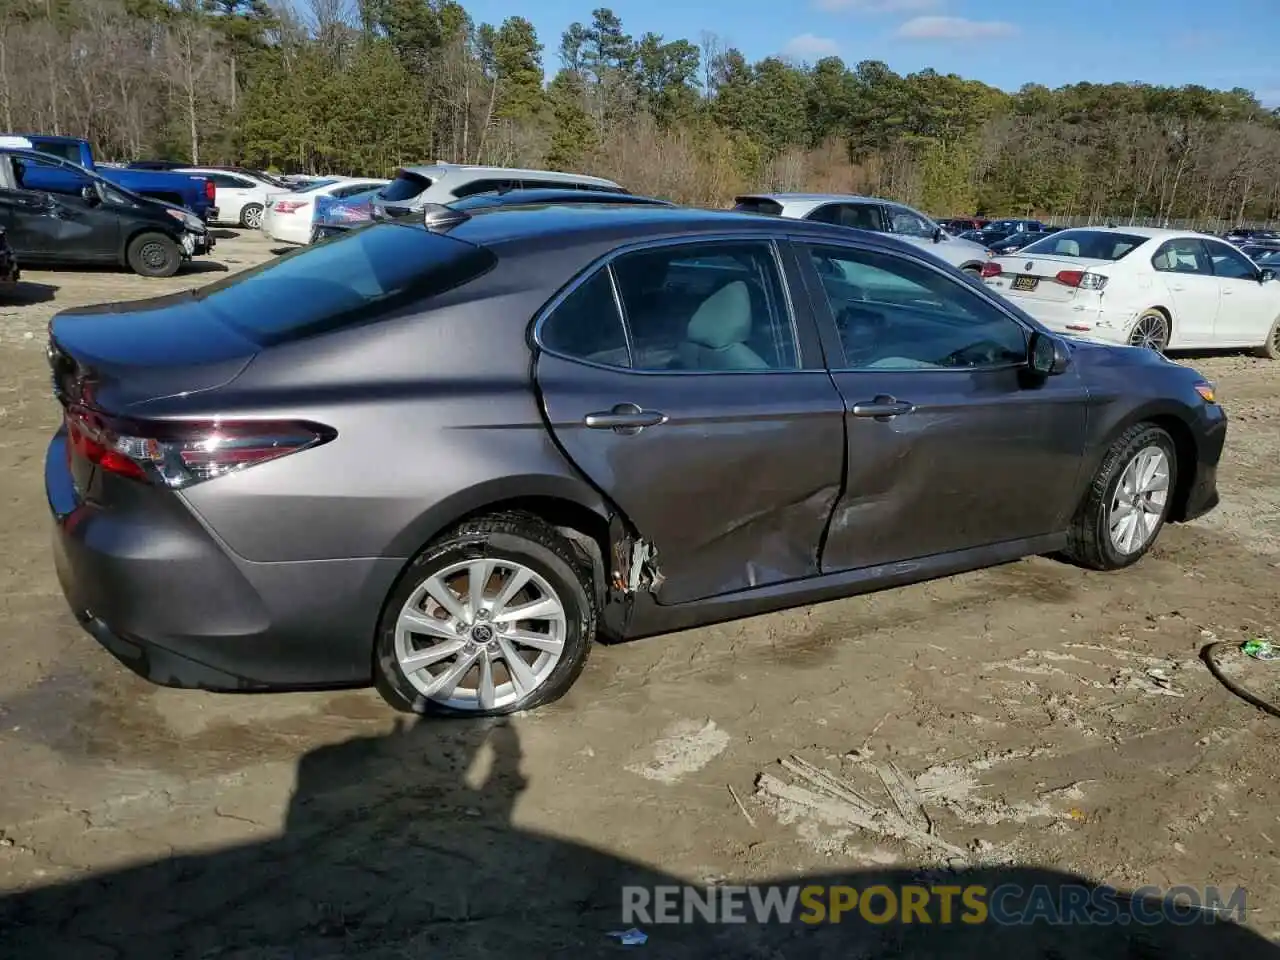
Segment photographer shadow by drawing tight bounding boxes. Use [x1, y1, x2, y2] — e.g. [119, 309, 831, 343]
[1, 718, 1274, 959]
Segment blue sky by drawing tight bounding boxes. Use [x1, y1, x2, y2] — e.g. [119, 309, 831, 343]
[461, 0, 1280, 105]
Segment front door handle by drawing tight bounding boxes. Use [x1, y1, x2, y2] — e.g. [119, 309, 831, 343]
[584, 403, 667, 432]
[851, 395, 915, 420]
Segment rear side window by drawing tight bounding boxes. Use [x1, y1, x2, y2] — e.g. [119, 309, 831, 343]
[540, 271, 630, 367]
[451, 178, 518, 199]
[732, 197, 783, 216]
[187, 224, 495, 346]
[379, 171, 432, 203]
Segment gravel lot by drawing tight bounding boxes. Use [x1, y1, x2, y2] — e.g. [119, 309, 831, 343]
[1, 231, 1279, 958]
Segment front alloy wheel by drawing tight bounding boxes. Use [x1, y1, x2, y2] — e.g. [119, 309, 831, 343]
[1108, 445, 1170, 555]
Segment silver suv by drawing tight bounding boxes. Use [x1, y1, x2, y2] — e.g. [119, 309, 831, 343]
[733, 193, 992, 275]
[371, 164, 627, 221]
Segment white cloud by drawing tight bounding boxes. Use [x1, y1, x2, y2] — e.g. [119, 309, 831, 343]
[815, 0, 939, 11]
[783, 33, 841, 59]
[894, 15, 1019, 40]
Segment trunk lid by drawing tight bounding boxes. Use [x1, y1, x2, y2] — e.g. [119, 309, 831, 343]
[48, 291, 258, 411]
[990, 254, 1111, 303]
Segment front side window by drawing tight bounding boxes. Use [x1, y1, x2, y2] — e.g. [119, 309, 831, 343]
[610, 241, 799, 372]
[1204, 240, 1259, 281]
[1151, 238, 1211, 275]
[806, 244, 1027, 371]
[886, 206, 936, 239]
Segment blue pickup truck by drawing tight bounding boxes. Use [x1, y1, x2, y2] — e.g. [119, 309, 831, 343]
[0, 135, 217, 221]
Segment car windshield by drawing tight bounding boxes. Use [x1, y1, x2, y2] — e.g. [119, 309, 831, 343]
[295, 178, 340, 193]
[185, 223, 497, 346]
[1021, 229, 1146, 260]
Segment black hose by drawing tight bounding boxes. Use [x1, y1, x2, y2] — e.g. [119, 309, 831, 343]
[1200, 642, 1280, 719]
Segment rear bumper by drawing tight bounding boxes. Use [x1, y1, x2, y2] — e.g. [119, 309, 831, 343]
[46, 430, 400, 691]
[985, 285, 1134, 344]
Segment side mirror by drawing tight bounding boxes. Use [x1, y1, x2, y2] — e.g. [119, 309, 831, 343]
[932, 227, 944, 243]
[1260, 268, 1276, 283]
[1029, 331, 1070, 376]
[80, 183, 100, 205]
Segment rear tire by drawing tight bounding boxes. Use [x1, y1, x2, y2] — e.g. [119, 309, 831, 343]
[1062, 423, 1177, 571]
[239, 203, 264, 230]
[1255, 317, 1280, 360]
[1128, 309, 1170, 353]
[374, 514, 596, 717]
[126, 232, 181, 278]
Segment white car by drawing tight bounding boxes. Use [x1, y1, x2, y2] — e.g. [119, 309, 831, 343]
[732, 193, 993, 275]
[262, 177, 389, 245]
[982, 227, 1280, 358]
[176, 168, 277, 229]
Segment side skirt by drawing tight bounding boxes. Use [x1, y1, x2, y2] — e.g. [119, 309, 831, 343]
[619, 533, 1068, 641]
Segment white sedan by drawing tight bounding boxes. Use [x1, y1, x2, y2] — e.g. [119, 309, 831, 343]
[982, 226, 1280, 358]
[262, 177, 389, 245]
[177, 168, 277, 229]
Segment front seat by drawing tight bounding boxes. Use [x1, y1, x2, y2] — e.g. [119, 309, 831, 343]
[677, 281, 769, 371]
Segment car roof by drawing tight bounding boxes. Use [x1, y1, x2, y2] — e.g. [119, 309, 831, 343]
[1045, 225, 1208, 240]
[400, 163, 621, 188]
[438, 202, 931, 257]
[451, 188, 671, 210]
[740, 192, 890, 204]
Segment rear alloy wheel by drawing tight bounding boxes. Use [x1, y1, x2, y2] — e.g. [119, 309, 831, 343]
[1256, 317, 1280, 360]
[1129, 310, 1170, 353]
[126, 232, 181, 278]
[1062, 423, 1177, 571]
[375, 515, 595, 716]
[239, 203, 264, 230]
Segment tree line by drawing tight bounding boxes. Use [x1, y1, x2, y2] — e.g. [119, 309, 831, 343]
[1, 0, 1277, 225]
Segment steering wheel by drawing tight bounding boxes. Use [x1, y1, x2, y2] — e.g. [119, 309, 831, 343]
[941, 340, 1007, 368]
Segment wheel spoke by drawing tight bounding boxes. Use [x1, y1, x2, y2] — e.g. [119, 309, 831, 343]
[400, 638, 467, 673]
[421, 648, 480, 699]
[467, 559, 494, 620]
[477, 652, 496, 710]
[490, 567, 533, 619]
[505, 628, 565, 655]
[1111, 500, 1135, 526]
[493, 596, 562, 624]
[497, 636, 538, 695]
[399, 608, 459, 641]
[423, 574, 469, 625]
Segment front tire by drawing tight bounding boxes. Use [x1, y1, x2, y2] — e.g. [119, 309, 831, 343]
[1062, 423, 1177, 571]
[1256, 317, 1280, 360]
[374, 514, 596, 717]
[126, 232, 181, 278]
[239, 203, 264, 230]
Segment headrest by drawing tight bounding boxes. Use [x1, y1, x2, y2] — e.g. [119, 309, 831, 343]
[686, 281, 751, 350]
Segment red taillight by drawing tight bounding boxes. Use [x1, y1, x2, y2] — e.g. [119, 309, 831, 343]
[64, 406, 334, 488]
[203, 179, 216, 201]
[980, 262, 1002, 278]
[1056, 270, 1084, 287]
[273, 199, 309, 214]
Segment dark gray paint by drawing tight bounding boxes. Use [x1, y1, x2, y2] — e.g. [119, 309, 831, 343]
[43, 207, 1227, 691]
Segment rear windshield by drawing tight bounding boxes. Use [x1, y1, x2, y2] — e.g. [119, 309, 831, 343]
[186, 224, 495, 346]
[1021, 229, 1146, 261]
[733, 197, 783, 216]
[379, 171, 433, 203]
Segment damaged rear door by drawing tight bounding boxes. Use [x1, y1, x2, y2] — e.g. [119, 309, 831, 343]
[534, 236, 846, 605]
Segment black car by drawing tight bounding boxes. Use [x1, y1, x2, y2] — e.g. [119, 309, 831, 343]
[44, 205, 1225, 716]
[986, 226, 1062, 254]
[973, 219, 1052, 249]
[0, 148, 212, 277]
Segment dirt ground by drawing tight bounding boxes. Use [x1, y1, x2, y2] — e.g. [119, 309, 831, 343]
[1, 231, 1279, 958]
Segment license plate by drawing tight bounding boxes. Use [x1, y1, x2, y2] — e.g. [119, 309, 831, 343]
[181, 234, 195, 256]
[1011, 274, 1038, 292]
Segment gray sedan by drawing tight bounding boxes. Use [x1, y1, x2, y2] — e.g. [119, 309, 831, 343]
[45, 203, 1226, 716]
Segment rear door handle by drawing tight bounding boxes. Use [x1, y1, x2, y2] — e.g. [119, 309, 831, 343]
[584, 403, 667, 432]
[851, 395, 915, 420]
